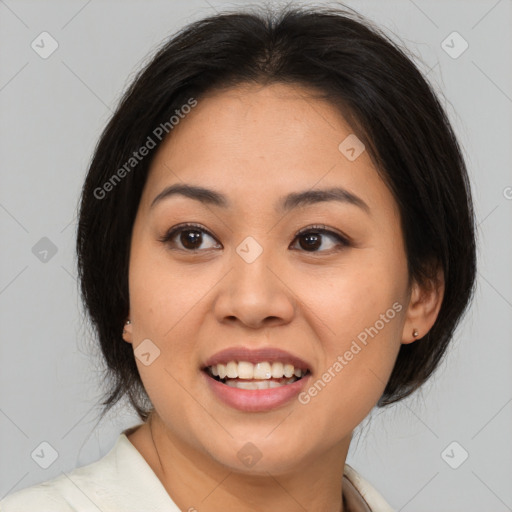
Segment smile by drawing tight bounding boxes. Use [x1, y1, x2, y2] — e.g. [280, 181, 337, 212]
[202, 364, 312, 412]
[206, 361, 310, 390]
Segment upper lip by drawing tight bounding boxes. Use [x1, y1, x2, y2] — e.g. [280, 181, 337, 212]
[203, 347, 312, 372]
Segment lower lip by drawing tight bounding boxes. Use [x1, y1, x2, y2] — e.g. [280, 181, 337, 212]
[202, 371, 311, 412]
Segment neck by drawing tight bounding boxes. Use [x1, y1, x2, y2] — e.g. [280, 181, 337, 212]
[127, 412, 350, 512]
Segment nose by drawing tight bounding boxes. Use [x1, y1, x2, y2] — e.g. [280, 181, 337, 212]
[213, 247, 296, 329]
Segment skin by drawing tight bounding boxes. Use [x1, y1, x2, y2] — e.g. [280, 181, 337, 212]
[122, 82, 444, 512]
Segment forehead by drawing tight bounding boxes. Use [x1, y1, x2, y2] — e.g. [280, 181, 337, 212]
[141, 83, 394, 217]
[160, 82, 353, 160]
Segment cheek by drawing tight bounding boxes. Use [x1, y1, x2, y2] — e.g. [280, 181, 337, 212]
[296, 254, 405, 340]
[128, 235, 209, 336]
[126, 242, 206, 428]
[294, 260, 406, 419]
[126, 244, 191, 394]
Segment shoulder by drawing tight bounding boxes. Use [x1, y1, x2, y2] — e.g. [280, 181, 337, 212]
[0, 467, 105, 512]
[0, 427, 175, 512]
[0, 472, 93, 511]
[343, 464, 395, 512]
[0, 435, 127, 512]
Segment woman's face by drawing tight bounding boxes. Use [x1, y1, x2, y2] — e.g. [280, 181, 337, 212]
[123, 82, 429, 474]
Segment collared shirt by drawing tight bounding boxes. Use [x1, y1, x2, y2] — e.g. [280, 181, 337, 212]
[0, 427, 394, 512]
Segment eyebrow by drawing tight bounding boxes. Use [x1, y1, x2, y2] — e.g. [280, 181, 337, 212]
[150, 183, 370, 214]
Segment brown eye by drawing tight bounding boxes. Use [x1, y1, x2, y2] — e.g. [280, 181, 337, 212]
[159, 223, 349, 253]
[298, 231, 323, 251]
[178, 229, 203, 250]
[291, 226, 350, 253]
[160, 223, 220, 251]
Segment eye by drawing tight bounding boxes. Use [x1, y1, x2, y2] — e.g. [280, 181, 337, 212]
[290, 225, 350, 253]
[159, 223, 350, 253]
[159, 223, 221, 251]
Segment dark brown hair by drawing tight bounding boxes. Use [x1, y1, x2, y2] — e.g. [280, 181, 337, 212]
[76, 3, 477, 421]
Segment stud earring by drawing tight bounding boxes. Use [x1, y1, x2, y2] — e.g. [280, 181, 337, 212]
[123, 320, 131, 334]
[412, 329, 419, 338]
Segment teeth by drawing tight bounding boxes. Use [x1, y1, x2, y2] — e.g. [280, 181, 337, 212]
[283, 364, 294, 378]
[253, 362, 272, 379]
[207, 361, 307, 380]
[225, 377, 298, 389]
[271, 362, 284, 378]
[226, 361, 238, 379]
[237, 361, 254, 379]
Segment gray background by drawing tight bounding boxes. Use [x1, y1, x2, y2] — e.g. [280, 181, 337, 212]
[1, 0, 511, 510]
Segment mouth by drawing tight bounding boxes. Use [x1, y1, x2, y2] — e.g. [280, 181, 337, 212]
[203, 361, 311, 389]
[201, 346, 313, 411]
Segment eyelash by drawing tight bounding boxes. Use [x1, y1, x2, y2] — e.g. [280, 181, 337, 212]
[158, 222, 351, 253]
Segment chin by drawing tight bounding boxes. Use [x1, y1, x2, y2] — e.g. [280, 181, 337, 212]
[198, 432, 314, 476]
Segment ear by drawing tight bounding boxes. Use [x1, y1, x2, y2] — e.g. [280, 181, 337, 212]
[122, 317, 133, 344]
[401, 265, 445, 344]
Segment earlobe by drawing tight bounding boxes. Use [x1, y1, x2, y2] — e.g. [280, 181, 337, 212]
[401, 267, 445, 344]
[122, 319, 133, 344]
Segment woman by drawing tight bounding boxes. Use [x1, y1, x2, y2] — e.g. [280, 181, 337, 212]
[1, 4, 476, 511]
